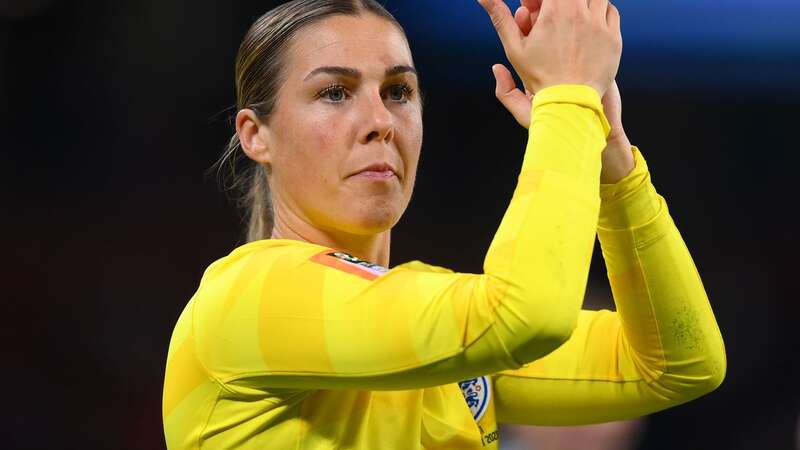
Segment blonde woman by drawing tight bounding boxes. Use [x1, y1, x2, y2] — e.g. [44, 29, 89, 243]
[162, 0, 726, 448]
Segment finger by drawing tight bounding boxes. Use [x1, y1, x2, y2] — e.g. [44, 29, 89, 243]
[606, 2, 620, 29]
[478, 0, 522, 52]
[492, 64, 532, 127]
[493, 63, 518, 96]
[589, 0, 609, 20]
[514, 6, 533, 35]
[537, 0, 556, 21]
[521, 0, 542, 13]
[527, 0, 543, 27]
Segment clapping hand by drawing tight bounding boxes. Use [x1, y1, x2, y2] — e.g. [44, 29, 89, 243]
[479, 0, 634, 183]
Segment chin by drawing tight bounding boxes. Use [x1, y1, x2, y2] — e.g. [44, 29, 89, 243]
[340, 199, 405, 236]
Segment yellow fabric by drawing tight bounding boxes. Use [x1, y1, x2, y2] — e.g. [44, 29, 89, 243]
[163, 85, 725, 449]
[493, 147, 727, 425]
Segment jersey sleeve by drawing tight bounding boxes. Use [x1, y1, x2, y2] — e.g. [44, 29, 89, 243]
[192, 85, 610, 393]
[492, 147, 727, 425]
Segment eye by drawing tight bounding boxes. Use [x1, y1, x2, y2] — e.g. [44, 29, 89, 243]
[386, 83, 414, 103]
[319, 84, 349, 103]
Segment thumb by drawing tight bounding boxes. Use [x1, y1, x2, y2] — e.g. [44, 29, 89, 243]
[492, 64, 532, 129]
[478, 0, 522, 56]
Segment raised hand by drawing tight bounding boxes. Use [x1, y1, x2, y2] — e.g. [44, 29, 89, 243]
[495, 64, 634, 183]
[478, 0, 622, 97]
[493, 69, 627, 139]
[486, 0, 634, 183]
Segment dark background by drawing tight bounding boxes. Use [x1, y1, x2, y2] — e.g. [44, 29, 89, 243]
[2, 0, 798, 448]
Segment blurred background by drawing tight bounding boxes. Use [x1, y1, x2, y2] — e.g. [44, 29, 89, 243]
[2, 0, 798, 448]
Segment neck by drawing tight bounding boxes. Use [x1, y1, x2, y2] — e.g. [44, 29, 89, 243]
[271, 213, 392, 267]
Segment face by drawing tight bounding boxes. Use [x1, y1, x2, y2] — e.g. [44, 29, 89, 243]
[254, 14, 423, 237]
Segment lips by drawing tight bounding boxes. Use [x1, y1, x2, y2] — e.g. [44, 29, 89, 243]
[351, 162, 399, 180]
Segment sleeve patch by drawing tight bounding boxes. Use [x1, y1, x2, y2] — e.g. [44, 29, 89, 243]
[310, 251, 388, 281]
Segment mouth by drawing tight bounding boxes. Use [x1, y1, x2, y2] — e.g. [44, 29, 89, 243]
[351, 163, 399, 180]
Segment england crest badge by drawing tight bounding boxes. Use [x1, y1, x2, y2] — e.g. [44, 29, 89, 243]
[458, 376, 492, 422]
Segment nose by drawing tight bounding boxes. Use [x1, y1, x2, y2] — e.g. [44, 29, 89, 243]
[358, 91, 395, 145]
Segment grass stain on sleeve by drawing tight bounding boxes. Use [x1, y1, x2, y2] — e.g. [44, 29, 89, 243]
[670, 304, 705, 351]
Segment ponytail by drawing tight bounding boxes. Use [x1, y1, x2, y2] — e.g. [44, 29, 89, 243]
[212, 133, 273, 242]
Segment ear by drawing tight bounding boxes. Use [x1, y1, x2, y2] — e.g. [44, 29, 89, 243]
[236, 108, 272, 165]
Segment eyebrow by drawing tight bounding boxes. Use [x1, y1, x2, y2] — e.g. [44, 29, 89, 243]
[304, 65, 417, 81]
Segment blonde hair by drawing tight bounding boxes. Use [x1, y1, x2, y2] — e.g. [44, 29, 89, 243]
[213, 0, 404, 242]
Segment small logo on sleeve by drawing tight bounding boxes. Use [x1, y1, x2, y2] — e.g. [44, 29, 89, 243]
[311, 251, 388, 280]
[458, 376, 491, 422]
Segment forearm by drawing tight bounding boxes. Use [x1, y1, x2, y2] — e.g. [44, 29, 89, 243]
[491, 149, 726, 426]
[483, 84, 609, 365]
[598, 147, 726, 396]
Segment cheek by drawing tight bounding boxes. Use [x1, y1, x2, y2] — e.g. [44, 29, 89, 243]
[306, 116, 351, 188]
[399, 114, 423, 193]
[282, 110, 349, 188]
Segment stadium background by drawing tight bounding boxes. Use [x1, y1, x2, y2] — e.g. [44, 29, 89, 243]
[1, 0, 797, 448]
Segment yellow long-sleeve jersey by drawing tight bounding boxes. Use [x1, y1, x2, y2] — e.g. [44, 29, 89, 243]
[163, 85, 726, 449]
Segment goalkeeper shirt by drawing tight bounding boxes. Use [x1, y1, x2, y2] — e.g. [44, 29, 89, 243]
[163, 85, 726, 449]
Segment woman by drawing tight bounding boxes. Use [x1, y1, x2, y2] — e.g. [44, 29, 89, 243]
[162, 0, 726, 449]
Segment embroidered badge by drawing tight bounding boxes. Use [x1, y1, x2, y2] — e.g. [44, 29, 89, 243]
[458, 376, 491, 422]
[311, 250, 388, 280]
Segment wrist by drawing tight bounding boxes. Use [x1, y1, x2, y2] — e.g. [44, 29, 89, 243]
[531, 85, 612, 137]
[599, 147, 663, 230]
[600, 133, 634, 184]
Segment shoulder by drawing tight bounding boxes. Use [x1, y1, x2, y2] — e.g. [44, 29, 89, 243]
[199, 239, 327, 284]
[191, 240, 330, 330]
[198, 239, 454, 294]
[393, 260, 454, 274]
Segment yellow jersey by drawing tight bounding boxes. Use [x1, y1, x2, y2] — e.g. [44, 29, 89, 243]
[163, 85, 726, 449]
